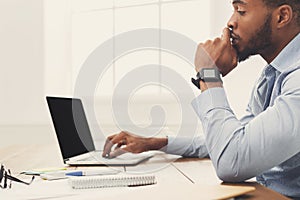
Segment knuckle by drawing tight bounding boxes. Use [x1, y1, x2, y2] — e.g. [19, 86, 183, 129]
[198, 43, 204, 48]
[105, 138, 113, 144]
[213, 38, 221, 44]
[203, 40, 212, 46]
[197, 43, 206, 50]
[107, 135, 114, 140]
[108, 133, 118, 140]
[119, 131, 126, 137]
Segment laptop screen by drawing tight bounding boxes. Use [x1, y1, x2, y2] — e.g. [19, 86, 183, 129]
[46, 97, 96, 160]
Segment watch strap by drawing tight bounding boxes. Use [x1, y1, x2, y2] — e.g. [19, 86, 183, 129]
[191, 77, 201, 89]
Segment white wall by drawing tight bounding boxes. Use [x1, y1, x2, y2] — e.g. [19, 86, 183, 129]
[0, 0, 47, 125]
[44, 0, 72, 97]
[45, 0, 213, 132]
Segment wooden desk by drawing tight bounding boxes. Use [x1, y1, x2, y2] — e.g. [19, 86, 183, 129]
[0, 144, 290, 200]
[174, 158, 291, 200]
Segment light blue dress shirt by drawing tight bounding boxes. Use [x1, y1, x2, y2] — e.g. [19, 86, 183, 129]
[165, 33, 300, 198]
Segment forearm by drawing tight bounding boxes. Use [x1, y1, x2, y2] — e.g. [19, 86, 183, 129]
[147, 136, 209, 158]
[163, 136, 209, 158]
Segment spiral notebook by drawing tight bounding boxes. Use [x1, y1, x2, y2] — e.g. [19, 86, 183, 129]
[68, 174, 157, 189]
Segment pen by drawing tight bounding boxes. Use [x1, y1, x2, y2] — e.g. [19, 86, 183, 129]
[40, 169, 119, 180]
[21, 167, 67, 175]
[66, 170, 115, 176]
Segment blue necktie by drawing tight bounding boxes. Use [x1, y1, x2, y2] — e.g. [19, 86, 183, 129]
[256, 65, 277, 111]
[262, 65, 277, 109]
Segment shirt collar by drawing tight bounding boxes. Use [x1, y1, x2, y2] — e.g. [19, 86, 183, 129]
[271, 33, 300, 73]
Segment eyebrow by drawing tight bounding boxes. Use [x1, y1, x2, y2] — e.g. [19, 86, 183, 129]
[232, 0, 247, 5]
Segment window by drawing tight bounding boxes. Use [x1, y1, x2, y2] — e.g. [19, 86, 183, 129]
[70, 0, 211, 96]
[45, 0, 262, 129]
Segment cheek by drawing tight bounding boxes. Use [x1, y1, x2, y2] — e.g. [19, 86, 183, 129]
[237, 15, 257, 37]
[237, 25, 255, 48]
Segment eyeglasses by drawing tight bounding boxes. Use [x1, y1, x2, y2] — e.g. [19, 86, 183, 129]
[0, 164, 35, 189]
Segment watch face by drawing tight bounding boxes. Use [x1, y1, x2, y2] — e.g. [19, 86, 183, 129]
[200, 68, 222, 82]
[203, 69, 216, 78]
[193, 68, 222, 88]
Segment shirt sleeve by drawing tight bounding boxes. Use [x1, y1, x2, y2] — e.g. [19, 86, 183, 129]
[164, 135, 209, 158]
[191, 74, 300, 182]
[239, 88, 256, 126]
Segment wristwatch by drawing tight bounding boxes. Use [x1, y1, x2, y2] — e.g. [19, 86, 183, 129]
[191, 68, 222, 89]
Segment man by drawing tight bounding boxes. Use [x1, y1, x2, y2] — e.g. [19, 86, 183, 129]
[103, 0, 300, 198]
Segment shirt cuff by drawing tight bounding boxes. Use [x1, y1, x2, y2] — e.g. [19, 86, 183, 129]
[191, 87, 231, 121]
[164, 136, 192, 155]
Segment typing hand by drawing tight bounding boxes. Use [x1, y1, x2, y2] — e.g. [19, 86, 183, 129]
[102, 131, 167, 159]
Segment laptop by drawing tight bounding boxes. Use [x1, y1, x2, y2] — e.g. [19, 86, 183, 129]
[46, 96, 154, 166]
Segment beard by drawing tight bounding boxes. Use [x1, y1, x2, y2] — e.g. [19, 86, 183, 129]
[234, 14, 273, 62]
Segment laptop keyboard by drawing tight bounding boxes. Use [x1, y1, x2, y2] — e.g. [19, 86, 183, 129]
[79, 154, 106, 161]
[78, 151, 154, 161]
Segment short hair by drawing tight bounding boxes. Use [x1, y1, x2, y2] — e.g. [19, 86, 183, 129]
[262, 0, 300, 26]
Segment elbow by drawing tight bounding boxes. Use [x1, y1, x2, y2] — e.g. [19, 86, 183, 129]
[215, 163, 248, 183]
[216, 170, 244, 183]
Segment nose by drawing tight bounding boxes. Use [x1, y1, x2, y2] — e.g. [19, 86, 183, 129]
[227, 14, 237, 31]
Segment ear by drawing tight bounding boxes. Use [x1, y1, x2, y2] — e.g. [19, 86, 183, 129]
[275, 5, 293, 28]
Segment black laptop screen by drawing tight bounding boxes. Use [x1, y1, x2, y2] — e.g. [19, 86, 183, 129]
[46, 97, 96, 160]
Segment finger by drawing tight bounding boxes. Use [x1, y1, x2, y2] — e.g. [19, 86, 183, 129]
[114, 142, 125, 151]
[102, 133, 123, 157]
[102, 138, 113, 157]
[102, 134, 116, 157]
[104, 132, 129, 158]
[231, 48, 238, 66]
[109, 146, 132, 158]
[221, 28, 231, 44]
